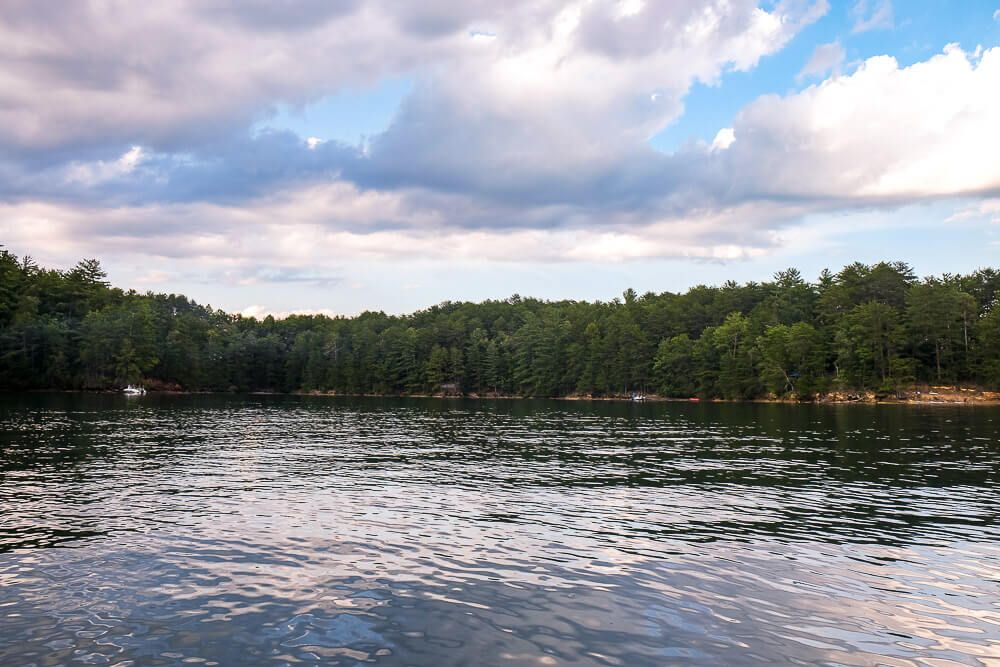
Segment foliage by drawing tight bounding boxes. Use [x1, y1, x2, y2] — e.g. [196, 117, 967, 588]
[2, 248, 999, 398]
[757, 322, 826, 399]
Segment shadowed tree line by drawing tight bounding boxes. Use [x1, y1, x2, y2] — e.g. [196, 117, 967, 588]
[2, 247, 1000, 398]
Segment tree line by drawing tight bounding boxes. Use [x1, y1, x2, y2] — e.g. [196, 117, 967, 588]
[2, 247, 1000, 399]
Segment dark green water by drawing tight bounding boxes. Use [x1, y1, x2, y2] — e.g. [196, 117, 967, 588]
[1, 394, 998, 666]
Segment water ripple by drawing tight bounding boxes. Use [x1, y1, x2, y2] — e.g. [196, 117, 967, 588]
[1, 394, 999, 666]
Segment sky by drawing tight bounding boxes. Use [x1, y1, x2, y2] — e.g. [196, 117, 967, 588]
[2, 0, 999, 317]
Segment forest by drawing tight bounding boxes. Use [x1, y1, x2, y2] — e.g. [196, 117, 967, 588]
[2, 246, 1000, 399]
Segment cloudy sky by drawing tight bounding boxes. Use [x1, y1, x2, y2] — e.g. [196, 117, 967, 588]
[2, 0, 999, 316]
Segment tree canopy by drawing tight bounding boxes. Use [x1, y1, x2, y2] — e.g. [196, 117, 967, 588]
[2, 247, 999, 398]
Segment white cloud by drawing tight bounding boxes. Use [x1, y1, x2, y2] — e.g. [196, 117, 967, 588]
[240, 305, 339, 319]
[727, 45, 1000, 200]
[797, 41, 845, 81]
[711, 127, 735, 151]
[850, 0, 893, 33]
[2, 2, 999, 290]
[64, 145, 146, 185]
[6, 43, 1000, 277]
[135, 270, 172, 285]
[0, 0, 829, 237]
[994, 9, 1000, 23]
[947, 199, 1000, 224]
[0, 183, 807, 267]
[0, 0, 824, 158]
[615, 0, 644, 19]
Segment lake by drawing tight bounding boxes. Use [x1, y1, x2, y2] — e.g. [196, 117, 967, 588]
[1, 394, 998, 666]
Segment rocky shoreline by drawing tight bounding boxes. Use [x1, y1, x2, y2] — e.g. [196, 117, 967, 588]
[296, 387, 1000, 405]
[30, 385, 1000, 405]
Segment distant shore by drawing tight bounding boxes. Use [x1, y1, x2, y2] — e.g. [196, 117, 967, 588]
[222, 387, 1000, 405]
[22, 386, 1000, 405]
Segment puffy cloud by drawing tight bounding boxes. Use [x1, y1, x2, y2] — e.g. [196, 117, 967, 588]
[0, 1, 825, 210]
[0, 1, 830, 216]
[1, 1, 998, 284]
[725, 45, 1000, 200]
[0, 0, 816, 157]
[711, 128, 736, 151]
[363, 1, 823, 201]
[4, 43, 999, 275]
[0, 2, 418, 153]
[0, 181, 809, 269]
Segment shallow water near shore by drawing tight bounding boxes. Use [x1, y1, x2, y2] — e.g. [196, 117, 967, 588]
[1, 393, 998, 666]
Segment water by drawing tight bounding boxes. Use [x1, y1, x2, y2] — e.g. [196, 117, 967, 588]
[1, 394, 999, 666]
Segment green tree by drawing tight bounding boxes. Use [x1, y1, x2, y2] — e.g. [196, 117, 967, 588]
[79, 301, 159, 388]
[906, 281, 976, 382]
[836, 301, 903, 392]
[973, 308, 1000, 389]
[756, 322, 826, 398]
[652, 334, 697, 397]
[6, 247, 1000, 401]
[710, 312, 758, 399]
[425, 345, 450, 390]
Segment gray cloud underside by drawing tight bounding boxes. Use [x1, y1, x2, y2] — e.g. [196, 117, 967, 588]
[1, 0, 998, 262]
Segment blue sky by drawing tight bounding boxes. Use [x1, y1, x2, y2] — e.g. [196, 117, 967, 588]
[257, 78, 414, 147]
[655, 0, 1000, 150]
[252, 1, 1000, 154]
[1, 1, 999, 315]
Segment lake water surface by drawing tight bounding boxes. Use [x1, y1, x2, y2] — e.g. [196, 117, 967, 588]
[1, 394, 998, 666]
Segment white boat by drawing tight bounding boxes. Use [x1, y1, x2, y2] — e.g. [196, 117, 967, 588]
[630, 393, 646, 402]
[123, 385, 146, 396]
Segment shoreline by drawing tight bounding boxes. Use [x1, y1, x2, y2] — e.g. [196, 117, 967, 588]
[21, 387, 1000, 406]
[275, 385, 1000, 405]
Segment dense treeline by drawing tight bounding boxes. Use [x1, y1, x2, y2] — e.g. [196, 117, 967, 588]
[3, 247, 1000, 399]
